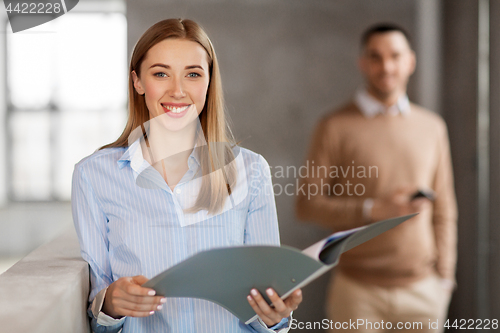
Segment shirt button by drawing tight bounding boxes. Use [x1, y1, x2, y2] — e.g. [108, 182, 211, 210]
[175, 188, 181, 194]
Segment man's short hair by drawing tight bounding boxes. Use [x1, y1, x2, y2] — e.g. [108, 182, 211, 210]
[361, 23, 412, 49]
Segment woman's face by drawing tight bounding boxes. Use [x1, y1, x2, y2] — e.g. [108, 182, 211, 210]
[132, 38, 210, 132]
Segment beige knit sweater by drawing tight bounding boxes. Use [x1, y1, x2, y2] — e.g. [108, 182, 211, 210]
[296, 102, 458, 287]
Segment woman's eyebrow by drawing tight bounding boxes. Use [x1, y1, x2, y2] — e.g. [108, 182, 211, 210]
[185, 65, 204, 70]
[149, 63, 205, 70]
[150, 63, 170, 69]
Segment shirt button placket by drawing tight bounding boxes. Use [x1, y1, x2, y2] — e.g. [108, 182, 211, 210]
[173, 186, 185, 226]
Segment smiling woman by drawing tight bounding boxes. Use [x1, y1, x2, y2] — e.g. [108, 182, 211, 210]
[130, 39, 213, 195]
[131, 39, 209, 131]
[71, 18, 302, 333]
[101, 19, 235, 215]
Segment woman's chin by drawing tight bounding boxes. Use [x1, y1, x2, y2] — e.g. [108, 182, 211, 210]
[159, 119, 198, 133]
[149, 112, 199, 132]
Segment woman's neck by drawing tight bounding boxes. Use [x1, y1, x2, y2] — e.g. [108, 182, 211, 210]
[144, 120, 197, 169]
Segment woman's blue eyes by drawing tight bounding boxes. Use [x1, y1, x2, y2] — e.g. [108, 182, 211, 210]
[153, 72, 201, 78]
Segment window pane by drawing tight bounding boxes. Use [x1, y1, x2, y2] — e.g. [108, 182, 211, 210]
[10, 111, 51, 200]
[55, 13, 127, 112]
[7, 22, 56, 109]
[7, 12, 128, 201]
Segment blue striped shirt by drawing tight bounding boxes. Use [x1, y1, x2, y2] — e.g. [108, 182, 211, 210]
[71, 139, 289, 333]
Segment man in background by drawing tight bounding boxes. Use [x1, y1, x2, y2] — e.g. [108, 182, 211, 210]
[295, 24, 457, 333]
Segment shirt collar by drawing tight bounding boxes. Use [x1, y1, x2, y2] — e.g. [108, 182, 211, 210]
[354, 88, 411, 118]
[117, 136, 200, 177]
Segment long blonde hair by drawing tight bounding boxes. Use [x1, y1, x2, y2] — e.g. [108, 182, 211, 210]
[101, 18, 237, 215]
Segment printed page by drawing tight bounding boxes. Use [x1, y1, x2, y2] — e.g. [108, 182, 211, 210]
[301, 226, 364, 259]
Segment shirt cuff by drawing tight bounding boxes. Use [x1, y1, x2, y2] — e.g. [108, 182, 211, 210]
[362, 198, 374, 221]
[268, 316, 290, 330]
[91, 287, 126, 326]
[248, 312, 293, 333]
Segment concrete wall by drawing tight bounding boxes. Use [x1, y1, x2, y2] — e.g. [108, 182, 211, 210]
[126, 0, 431, 329]
[442, 0, 500, 322]
[0, 228, 90, 333]
[441, 0, 479, 321]
[489, 0, 500, 319]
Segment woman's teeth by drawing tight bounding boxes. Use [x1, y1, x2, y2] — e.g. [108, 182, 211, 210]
[163, 105, 189, 113]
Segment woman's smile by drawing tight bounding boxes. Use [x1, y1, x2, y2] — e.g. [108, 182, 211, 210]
[161, 103, 192, 118]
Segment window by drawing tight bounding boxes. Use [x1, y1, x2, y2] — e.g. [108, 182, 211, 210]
[6, 7, 127, 200]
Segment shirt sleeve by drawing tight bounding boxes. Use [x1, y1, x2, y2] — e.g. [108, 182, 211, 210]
[87, 287, 126, 332]
[248, 314, 293, 333]
[244, 154, 280, 246]
[72, 164, 125, 333]
[243, 155, 293, 332]
[295, 118, 367, 231]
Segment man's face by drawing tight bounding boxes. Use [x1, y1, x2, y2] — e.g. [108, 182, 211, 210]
[359, 31, 416, 99]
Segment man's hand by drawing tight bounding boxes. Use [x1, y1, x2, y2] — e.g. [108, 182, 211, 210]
[102, 275, 166, 319]
[371, 187, 431, 221]
[247, 288, 302, 327]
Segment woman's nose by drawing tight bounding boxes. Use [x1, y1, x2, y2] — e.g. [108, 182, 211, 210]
[169, 78, 186, 99]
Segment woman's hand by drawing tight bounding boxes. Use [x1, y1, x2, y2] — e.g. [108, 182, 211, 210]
[247, 288, 302, 327]
[102, 275, 166, 319]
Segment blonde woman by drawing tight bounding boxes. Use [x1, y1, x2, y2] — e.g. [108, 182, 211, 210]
[72, 18, 301, 333]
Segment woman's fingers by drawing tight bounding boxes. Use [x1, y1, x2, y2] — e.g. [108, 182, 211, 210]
[103, 276, 166, 318]
[264, 288, 290, 317]
[247, 289, 279, 326]
[111, 289, 166, 307]
[246, 288, 304, 327]
[246, 288, 294, 327]
[115, 293, 165, 305]
[113, 298, 165, 313]
[110, 280, 160, 302]
[123, 276, 155, 296]
[284, 289, 302, 311]
[132, 275, 149, 285]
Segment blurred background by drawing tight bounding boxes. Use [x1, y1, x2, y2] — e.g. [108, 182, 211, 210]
[0, 0, 498, 331]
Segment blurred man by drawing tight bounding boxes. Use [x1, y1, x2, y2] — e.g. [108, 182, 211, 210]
[295, 24, 457, 333]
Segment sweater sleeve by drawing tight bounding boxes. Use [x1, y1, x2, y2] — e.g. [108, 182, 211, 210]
[431, 121, 458, 282]
[295, 117, 367, 231]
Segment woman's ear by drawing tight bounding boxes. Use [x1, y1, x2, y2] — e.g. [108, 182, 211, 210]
[131, 70, 145, 95]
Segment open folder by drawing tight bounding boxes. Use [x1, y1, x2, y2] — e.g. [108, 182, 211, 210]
[143, 213, 416, 324]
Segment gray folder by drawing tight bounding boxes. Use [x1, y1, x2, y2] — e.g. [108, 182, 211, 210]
[143, 214, 416, 324]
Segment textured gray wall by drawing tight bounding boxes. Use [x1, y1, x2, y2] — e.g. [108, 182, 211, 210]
[441, 0, 478, 323]
[126, 1, 422, 330]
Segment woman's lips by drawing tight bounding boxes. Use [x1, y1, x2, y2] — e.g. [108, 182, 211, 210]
[162, 104, 191, 118]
